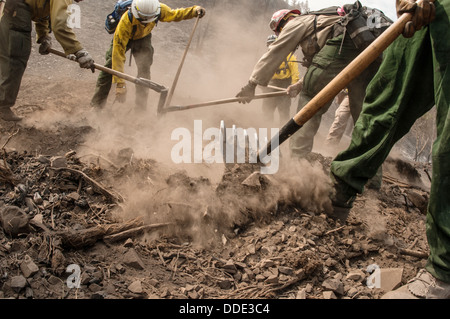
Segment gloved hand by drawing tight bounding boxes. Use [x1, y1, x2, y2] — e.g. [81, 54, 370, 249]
[396, 0, 436, 38]
[75, 49, 95, 72]
[196, 6, 206, 18]
[236, 81, 257, 104]
[38, 35, 52, 55]
[115, 83, 127, 103]
[287, 78, 303, 98]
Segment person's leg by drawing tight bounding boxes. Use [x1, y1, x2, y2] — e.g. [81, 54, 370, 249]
[330, 28, 435, 215]
[326, 96, 350, 144]
[289, 34, 360, 158]
[132, 35, 154, 111]
[90, 41, 114, 109]
[0, 2, 32, 120]
[424, 0, 450, 285]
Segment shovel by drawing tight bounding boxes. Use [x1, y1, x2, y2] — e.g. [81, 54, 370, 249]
[48, 48, 169, 111]
[257, 8, 419, 160]
[162, 16, 201, 112]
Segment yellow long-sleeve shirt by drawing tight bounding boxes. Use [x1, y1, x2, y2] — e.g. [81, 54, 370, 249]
[271, 53, 300, 85]
[112, 3, 200, 84]
[25, 0, 83, 55]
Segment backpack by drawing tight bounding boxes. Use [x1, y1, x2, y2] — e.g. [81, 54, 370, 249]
[105, 0, 133, 34]
[299, 1, 393, 67]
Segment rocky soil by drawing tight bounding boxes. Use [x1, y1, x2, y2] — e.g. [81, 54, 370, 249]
[0, 0, 434, 302]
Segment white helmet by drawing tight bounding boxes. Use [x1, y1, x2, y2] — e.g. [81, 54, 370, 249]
[131, 0, 161, 23]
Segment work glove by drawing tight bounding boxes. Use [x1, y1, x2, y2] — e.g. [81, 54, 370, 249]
[115, 83, 127, 103]
[196, 6, 206, 18]
[236, 81, 257, 104]
[286, 78, 303, 98]
[396, 0, 436, 38]
[38, 35, 52, 55]
[75, 49, 95, 72]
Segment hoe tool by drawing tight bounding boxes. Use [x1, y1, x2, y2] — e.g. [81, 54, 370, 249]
[48, 48, 169, 112]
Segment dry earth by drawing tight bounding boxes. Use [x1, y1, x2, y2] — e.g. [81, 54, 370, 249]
[0, 0, 434, 303]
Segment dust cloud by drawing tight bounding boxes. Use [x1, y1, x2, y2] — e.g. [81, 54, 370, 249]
[73, 0, 334, 244]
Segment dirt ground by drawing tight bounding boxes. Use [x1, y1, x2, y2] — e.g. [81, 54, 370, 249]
[0, 0, 434, 301]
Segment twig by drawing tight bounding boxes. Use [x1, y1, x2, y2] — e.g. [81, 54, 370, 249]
[399, 248, 428, 259]
[102, 222, 173, 244]
[50, 167, 123, 203]
[324, 225, 345, 236]
[1, 128, 19, 150]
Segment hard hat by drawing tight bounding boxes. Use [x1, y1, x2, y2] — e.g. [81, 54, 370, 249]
[266, 34, 278, 46]
[131, 0, 161, 23]
[269, 9, 301, 33]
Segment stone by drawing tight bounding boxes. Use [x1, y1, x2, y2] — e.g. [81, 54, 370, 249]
[128, 280, 143, 294]
[122, 249, 145, 270]
[20, 255, 39, 278]
[296, 288, 307, 299]
[223, 260, 237, 274]
[323, 291, 337, 299]
[278, 266, 294, 276]
[347, 287, 359, 298]
[33, 192, 43, 205]
[123, 238, 134, 247]
[50, 156, 67, 168]
[89, 283, 102, 293]
[379, 268, 403, 292]
[10, 276, 27, 292]
[346, 270, 365, 282]
[260, 259, 275, 268]
[66, 192, 80, 201]
[265, 275, 279, 284]
[322, 278, 345, 295]
[218, 279, 233, 290]
[0, 206, 30, 237]
[241, 172, 262, 188]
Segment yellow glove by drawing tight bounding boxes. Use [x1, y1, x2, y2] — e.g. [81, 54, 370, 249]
[115, 84, 127, 103]
[396, 0, 436, 38]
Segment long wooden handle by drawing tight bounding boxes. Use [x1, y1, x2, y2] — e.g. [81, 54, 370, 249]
[163, 90, 288, 113]
[258, 11, 414, 158]
[47, 48, 166, 92]
[165, 16, 201, 107]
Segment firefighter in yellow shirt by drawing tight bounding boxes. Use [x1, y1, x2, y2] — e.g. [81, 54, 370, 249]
[262, 34, 300, 125]
[90, 0, 205, 111]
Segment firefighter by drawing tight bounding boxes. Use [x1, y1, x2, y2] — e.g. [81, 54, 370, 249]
[90, 0, 206, 112]
[0, 0, 94, 122]
[235, 4, 390, 159]
[329, 0, 450, 299]
[262, 34, 300, 126]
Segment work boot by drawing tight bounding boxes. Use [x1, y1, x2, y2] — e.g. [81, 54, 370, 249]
[0, 107, 22, 122]
[382, 269, 450, 299]
[327, 176, 357, 223]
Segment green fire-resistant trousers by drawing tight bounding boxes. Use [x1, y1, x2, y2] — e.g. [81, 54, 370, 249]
[331, 0, 450, 283]
[90, 35, 154, 109]
[289, 34, 380, 158]
[0, 2, 32, 109]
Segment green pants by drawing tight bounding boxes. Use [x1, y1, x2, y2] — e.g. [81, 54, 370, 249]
[289, 34, 380, 158]
[0, 2, 32, 109]
[262, 78, 292, 126]
[331, 0, 450, 282]
[90, 34, 154, 109]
